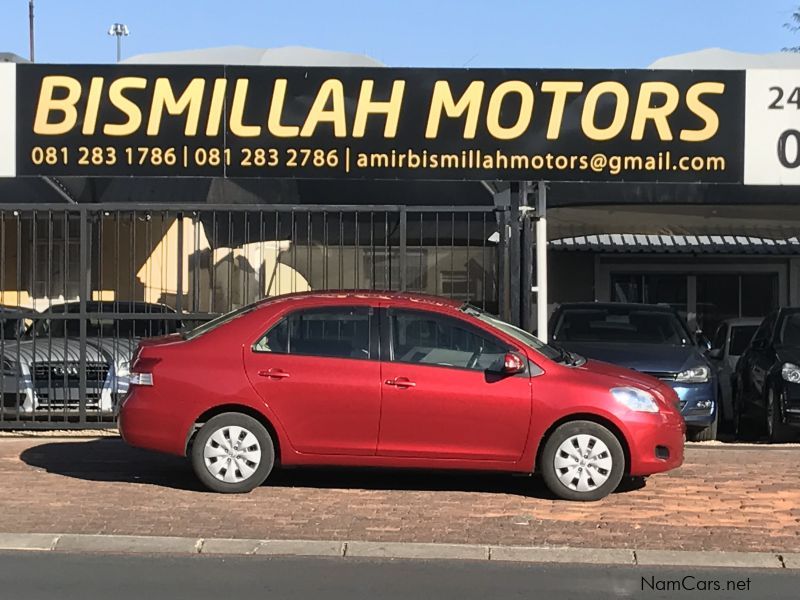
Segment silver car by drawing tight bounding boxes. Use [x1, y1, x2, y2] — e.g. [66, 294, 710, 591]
[1, 301, 179, 415]
[708, 317, 762, 426]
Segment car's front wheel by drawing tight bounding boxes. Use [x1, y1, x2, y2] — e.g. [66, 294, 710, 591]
[190, 413, 275, 493]
[766, 389, 796, 444]
[540, 421, 625, 502]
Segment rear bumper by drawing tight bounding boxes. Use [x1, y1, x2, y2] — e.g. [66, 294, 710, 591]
[118, 387, 188, 456]
[625, 412, 685, 477]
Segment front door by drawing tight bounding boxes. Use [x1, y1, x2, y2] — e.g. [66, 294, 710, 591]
[244, 305, 381, 456]
[377, 308, 532, 461]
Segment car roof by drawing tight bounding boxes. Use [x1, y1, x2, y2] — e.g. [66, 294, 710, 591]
[37, 301, 176, 314]
[721, 317, 763, 326]
[260, 290, 464, 309]
[554, 302, 677, 313]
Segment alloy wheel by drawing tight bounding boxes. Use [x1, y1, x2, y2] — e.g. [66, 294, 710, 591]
[553, 434, 613, 493]
[203, 425, 262, 483]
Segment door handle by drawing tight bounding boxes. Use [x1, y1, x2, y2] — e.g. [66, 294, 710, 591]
[259, 369, 290, 379]
[385, 377, 416, 388]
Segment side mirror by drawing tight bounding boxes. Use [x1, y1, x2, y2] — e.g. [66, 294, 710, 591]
[501, 352, 526, 375]
[708, 348, 723, 360]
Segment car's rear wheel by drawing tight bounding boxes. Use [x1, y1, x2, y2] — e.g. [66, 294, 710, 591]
[540, 421, 625, 502]
[191, 413, 275, 493]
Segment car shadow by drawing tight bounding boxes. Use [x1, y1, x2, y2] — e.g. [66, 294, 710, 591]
[20, 438, 647, 498]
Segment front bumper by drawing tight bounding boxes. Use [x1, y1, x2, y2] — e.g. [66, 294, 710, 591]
[667, 381, 717, 429]
[625, 409, 685, 477]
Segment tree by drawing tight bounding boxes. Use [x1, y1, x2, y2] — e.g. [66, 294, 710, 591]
[784, 9, 800, 52]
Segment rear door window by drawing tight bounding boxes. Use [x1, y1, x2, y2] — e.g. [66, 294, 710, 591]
[254, 307, 372, 360]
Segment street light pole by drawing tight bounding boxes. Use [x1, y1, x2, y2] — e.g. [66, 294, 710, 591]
[107, 23, 129, 63]
[28, 0, 35, 62]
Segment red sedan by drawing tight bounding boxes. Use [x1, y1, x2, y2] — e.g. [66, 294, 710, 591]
[119, 291, 684, 501]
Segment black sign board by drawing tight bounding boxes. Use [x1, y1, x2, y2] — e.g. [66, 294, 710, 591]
[13, 64, 745, 182]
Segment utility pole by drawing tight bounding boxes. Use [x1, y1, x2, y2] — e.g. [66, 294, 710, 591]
[107, 23, 129, 63]
[28, 0, 35, 62]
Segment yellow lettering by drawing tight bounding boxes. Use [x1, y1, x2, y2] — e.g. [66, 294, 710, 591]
[230, 79, 261, 137]
[300, 79, 347, 137]
[581, 81, 630, 141]
[267, 79, 300, 137]
[425, 80, 485, 139]
[82, 77, 104, 135]
[541, 81, 583, 139]
[681, 82, 725, 142]
[632, 82, 680, 141]
[33, 76, 82, 135]
[205, 78, 227, 136]
[104, 77, 147, 136]
[352, 80, 406, 138]
[486, 81, 534, 140]
[147, 77, 205, 136]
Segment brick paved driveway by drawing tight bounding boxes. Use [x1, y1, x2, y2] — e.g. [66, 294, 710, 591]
[0, 437, 797, 552]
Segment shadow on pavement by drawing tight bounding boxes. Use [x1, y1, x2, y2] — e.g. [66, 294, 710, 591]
[20, 438, 648, 498]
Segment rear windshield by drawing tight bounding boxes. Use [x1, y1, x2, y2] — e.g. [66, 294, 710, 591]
[553, 307, 692, 345]
[182, 301, 265, 340]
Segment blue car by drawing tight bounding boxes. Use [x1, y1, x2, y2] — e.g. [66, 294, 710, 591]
[549, 302, 717, 441]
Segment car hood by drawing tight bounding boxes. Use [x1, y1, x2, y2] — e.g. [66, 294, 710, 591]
[572, 358, 665, 392]
[0, 337, 139, 365]
[557, 341, 707, 375]
[775, 345, 800, 366]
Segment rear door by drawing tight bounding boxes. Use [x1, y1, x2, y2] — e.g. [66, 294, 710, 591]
[377, 308, 532, 462]
[243, 305, 381, 456]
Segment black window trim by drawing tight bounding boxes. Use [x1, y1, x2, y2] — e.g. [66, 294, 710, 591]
[381, 307, 526, 375]
[251, 304, 379, 362]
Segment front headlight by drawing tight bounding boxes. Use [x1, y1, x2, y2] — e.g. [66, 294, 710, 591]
[675, 366, 710, 384]
[1, 359, 17, 376]
[782, 363, 800, 384]
[611, 387, 659, 413]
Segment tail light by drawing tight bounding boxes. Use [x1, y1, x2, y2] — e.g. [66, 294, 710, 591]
[129, 356, 160, 386]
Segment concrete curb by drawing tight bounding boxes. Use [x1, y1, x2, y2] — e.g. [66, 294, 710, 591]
[0, 533, 793, 568]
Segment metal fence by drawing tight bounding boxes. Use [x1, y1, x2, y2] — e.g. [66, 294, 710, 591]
[0, 203, 507, 428]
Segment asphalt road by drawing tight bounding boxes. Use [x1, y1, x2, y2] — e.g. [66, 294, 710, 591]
[0, 551, 796, 600]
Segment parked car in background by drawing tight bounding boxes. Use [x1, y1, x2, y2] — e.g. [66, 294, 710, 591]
[550, 302, 718, 442]
[1, 306, 35, 413]
[119, 291, 685, 501]
[1, 301, 179, 415]
[734, 308, 800, 443]
[708, 317, 761, 430]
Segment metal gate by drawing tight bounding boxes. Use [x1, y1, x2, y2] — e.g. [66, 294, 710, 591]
[0, 203, 509, 428]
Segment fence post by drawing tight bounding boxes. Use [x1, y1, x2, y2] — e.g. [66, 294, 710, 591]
[78, 206, 89, 424]
[398, 207, 407, 291]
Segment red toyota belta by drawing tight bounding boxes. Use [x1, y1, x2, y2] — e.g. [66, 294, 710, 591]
[119, 291, 684, 501]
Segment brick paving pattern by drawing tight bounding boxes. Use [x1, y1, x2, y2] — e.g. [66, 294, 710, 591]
[0, 438, 797, 552]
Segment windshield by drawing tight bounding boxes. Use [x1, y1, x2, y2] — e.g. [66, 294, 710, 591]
[553, 307, 692, 346]
[778, 312, 800, 347]
[730, 325, 759, 356]
[460, 305, 562, 361]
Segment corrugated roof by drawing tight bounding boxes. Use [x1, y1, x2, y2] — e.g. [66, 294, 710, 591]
[649, 48, 800, 70]
[550, 234, 800, 255]
[123, 45, 384, 67]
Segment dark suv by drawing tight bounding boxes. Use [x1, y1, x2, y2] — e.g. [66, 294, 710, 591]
[550, 302, 717, 441]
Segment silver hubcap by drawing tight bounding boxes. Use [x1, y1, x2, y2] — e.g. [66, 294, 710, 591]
[554, 434, 613, 493]
[203, 425, 262, 484]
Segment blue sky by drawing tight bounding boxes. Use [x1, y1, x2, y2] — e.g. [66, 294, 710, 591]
[1, 0, 799, 67]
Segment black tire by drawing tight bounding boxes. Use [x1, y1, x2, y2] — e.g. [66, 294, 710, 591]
[190, 412, 275, 493]
[688, 412, 718, 442]
[766, 389, 796, 444]
[539, 421, 625, 502]
[734, 386, 758, 441]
